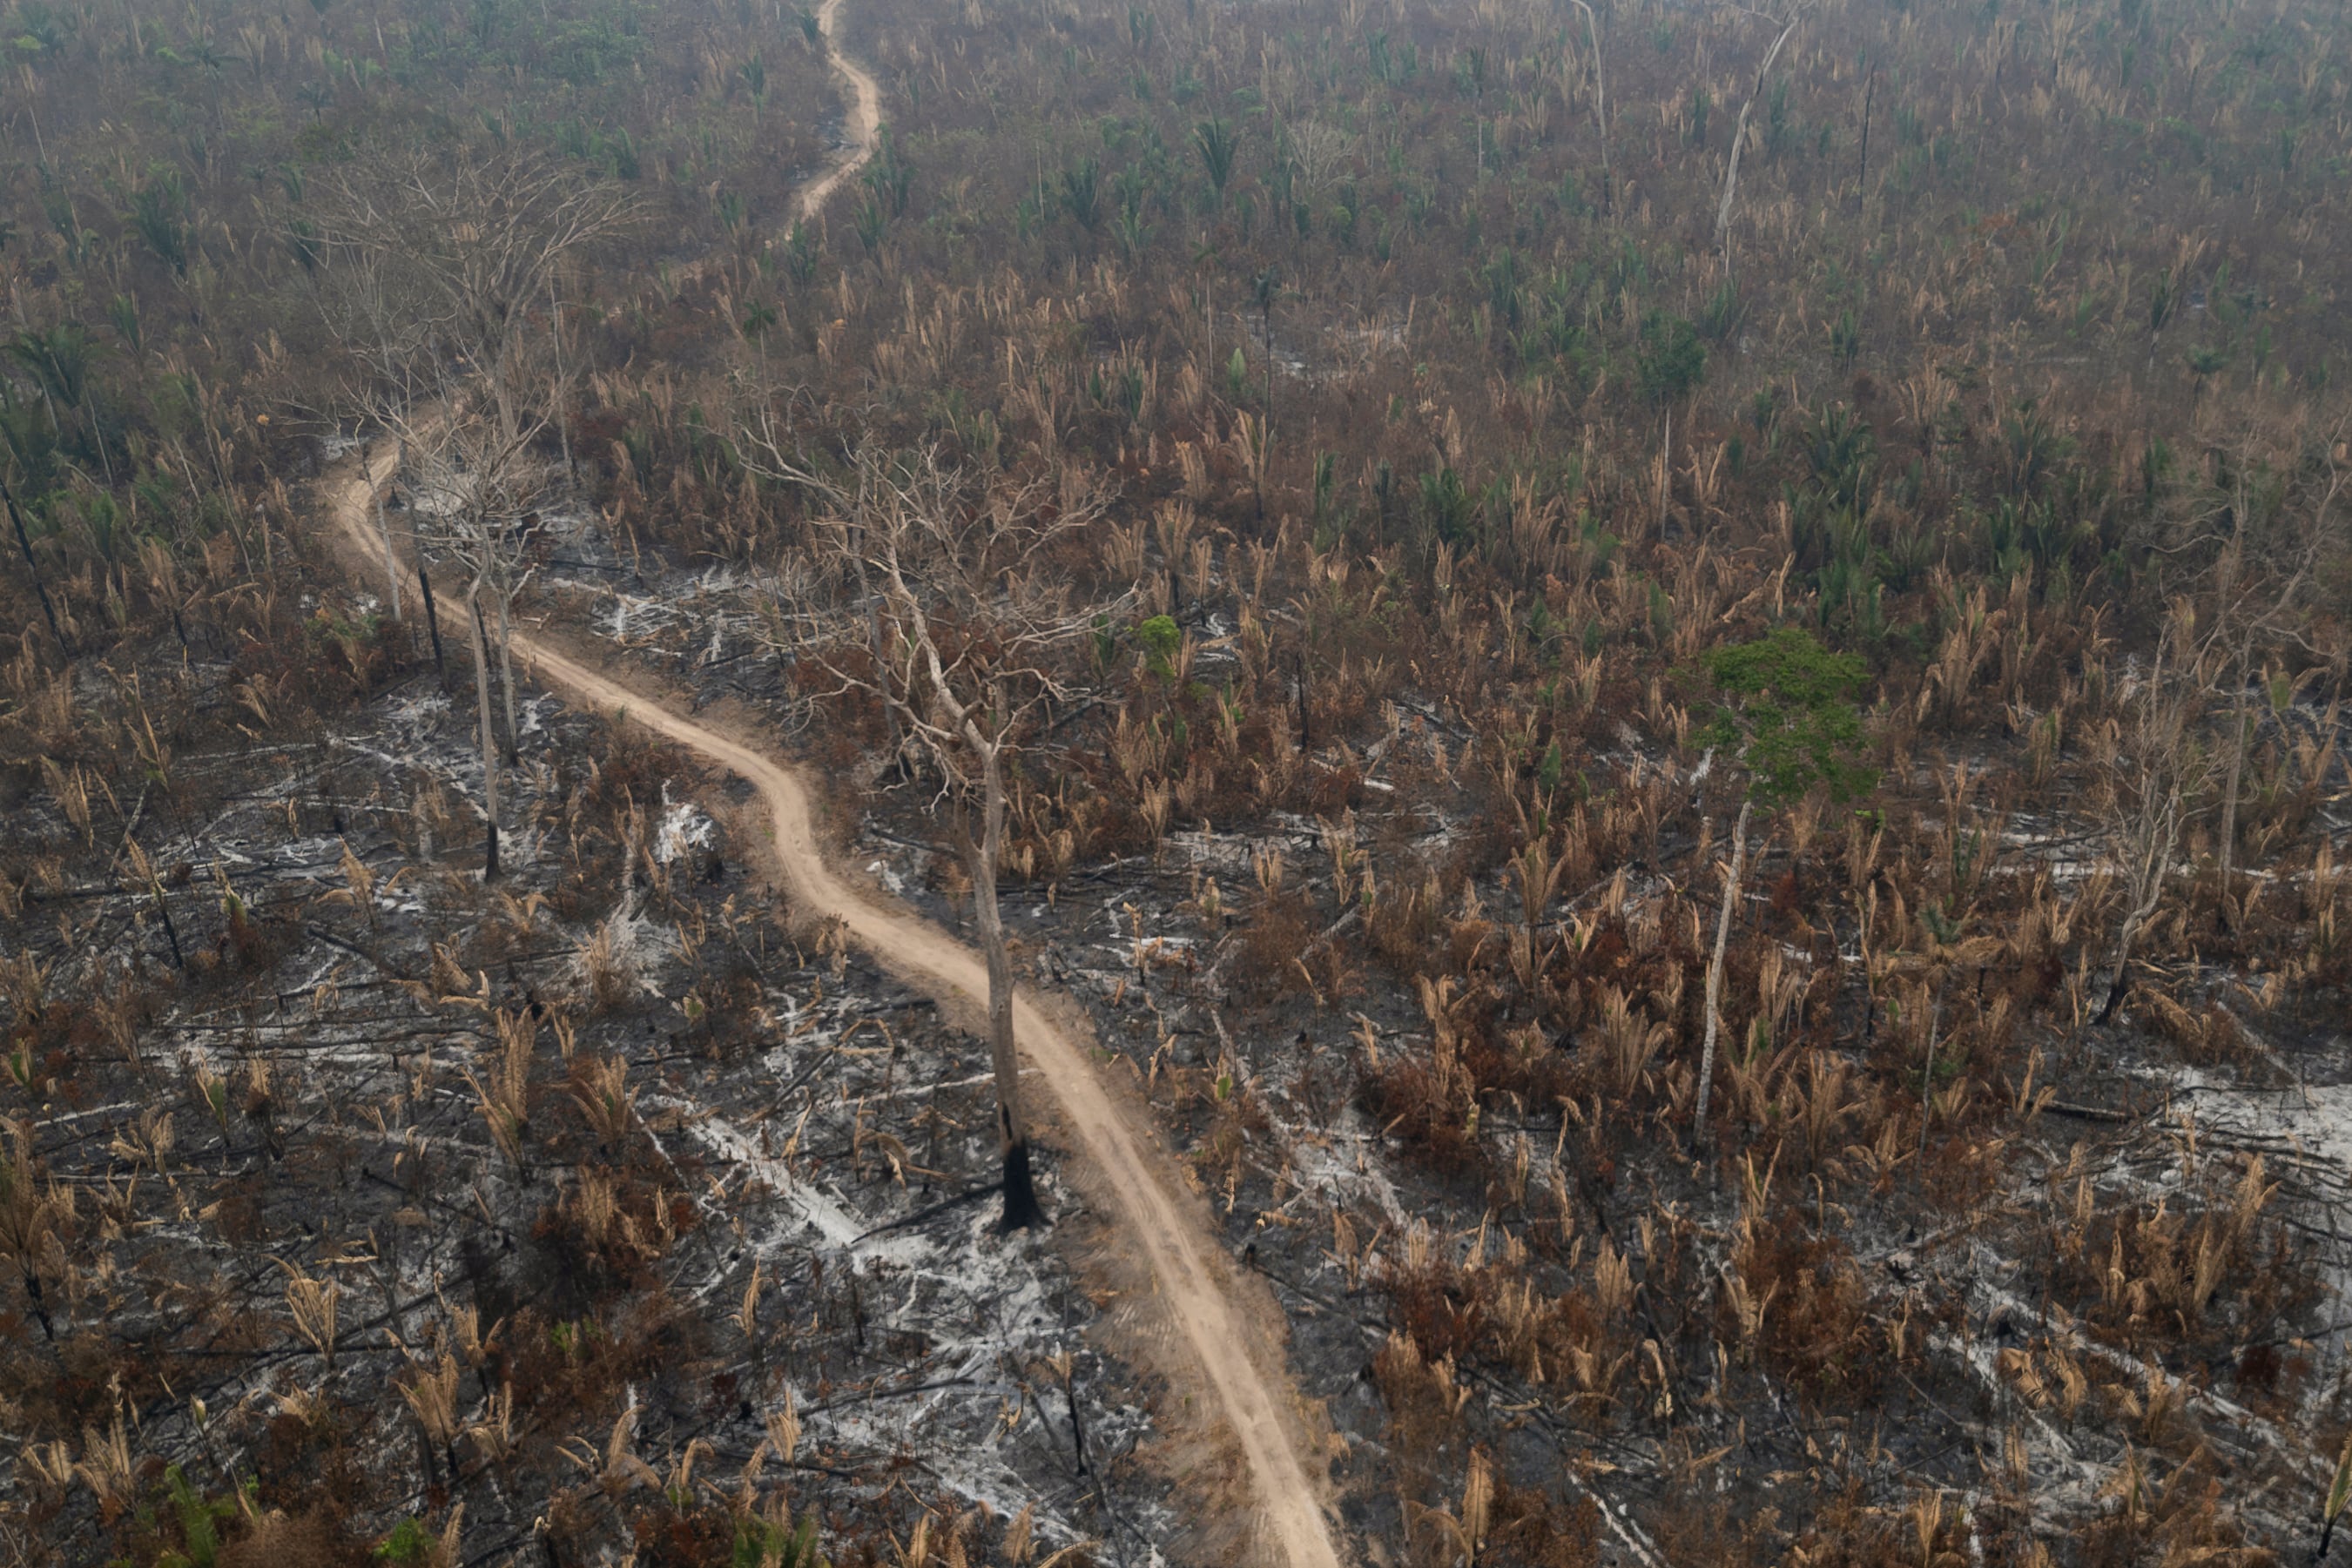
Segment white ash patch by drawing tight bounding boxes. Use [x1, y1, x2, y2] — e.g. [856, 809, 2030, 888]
[654, 784, 716, 864]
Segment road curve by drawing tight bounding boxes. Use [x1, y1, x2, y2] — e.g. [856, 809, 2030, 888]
[327, 445, 1347, 1568]
[795, 0, 882, 222]
[523, 639, 1348, 1568]
[318, 9, 1350, 1557]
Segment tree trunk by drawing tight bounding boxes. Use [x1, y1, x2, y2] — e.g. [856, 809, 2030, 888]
[494, 592, 522, 767]
[2099, 839, 2175, 1026]
[376, 489, 402, 619]
[2215, 638, 2252, 932]
[1854, 67, 1877, 212]
[2097, 917, 2140, 1026]
[1693, 797, 1751, 1148]
[1568, 0, 1610, 213]
[967, 730, 1046, 1231]
[548, 273, 575, 477]
[867, 595, 906, 774]
[417, 560, 447, 674]
[1715, 14, 1803, 275]
[468, 579, 502, 881]
[0, 475, 66, 654]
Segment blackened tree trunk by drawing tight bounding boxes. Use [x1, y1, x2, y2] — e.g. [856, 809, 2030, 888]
[375, 487, 403, 620]
[418, 560, 447, 673]
[0, 476, 65, 654]
[966, 720, 1045, 1231]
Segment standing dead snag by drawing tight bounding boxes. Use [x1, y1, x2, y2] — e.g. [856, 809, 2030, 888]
[0, 472, 66, 655]
[1566, 0, 1611, 213]
[750, 440, 1122, 1230]
[1715, 6, 1806, 277]
[311, 147, 634, 456]
[2093, 610, 2216, 1026]
[313, 147, 630, 878]
[2159, 408, 2348, 931]
[372, 394, 552, 880]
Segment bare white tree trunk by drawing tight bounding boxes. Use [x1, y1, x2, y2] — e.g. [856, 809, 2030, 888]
[467, 577, 502, 879]
[1715, 13, 1804, 275]
[547, 271, 574, 477]
[1568, 0, 1610, 211]
[495, 592, 522, 767]
[1694, 797, 1752, 1147]
[965, 706, 1045, 1230]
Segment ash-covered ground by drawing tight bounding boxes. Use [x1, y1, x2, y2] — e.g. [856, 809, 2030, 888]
[0, 543, 1179, 1565]
[556, 528, 2352, 1565]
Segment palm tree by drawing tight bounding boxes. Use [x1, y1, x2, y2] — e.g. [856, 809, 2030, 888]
[1251, 266, 1282, 439]
[1058, 158, 1104, 236]
[9, 323, 95, 416]
[1193, 116, 1240, 210]
[2187, 347, 2229, 407]
[7, 323, 110, 484]
[741, 53, 767, 124]
[126, 178, 192, 277]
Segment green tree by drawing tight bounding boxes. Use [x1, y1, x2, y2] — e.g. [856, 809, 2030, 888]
[1634, 309, 1705, 405]
[1689, 627, 1876, 1144]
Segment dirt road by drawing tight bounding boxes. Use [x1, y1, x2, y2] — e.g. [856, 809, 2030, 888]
[526, 641, 1346, 1568]
[316, 11, 1349, 1555]
[796, 0, 881, 222]
[328, 468, 1345, 1568]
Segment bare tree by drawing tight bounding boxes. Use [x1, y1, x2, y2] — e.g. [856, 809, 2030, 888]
[372, 384, 551, 879]
[1283, 120, 1351, 211]
[748, 435, 1122, 1229]
[2174, 412, 2349, 926]
[312, 146, 633, 451]
[1567, 0, 1612, 212]
[2093, 614, 2217, 1026]
[1715, 6, 1806, 276]
[313, 146, 626, 878]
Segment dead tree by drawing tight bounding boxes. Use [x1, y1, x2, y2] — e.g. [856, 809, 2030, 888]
[372, 388, 552, 880]
[2094, 614, 2216, 1026]
[314, 147, 623, 875]
[2180, 411, 2348, 927]
[1715, 6, 1806, 277]
[312, 146, 632, 454]
[0, 473, 65, 655]
[1567, 0, 1612, 212]
[749, 438, 1122, 1231]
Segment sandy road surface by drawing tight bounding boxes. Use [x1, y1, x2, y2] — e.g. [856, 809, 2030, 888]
[796, 0, 882, 221]
[320, 11, 1347, 1534]
[519, 638, 1346, 1568]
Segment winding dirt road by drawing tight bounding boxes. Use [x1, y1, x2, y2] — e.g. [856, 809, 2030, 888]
[516, 637, 1346, 1568]
[319, 10, 1347, 1565]
[795, 0, 882, 222]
